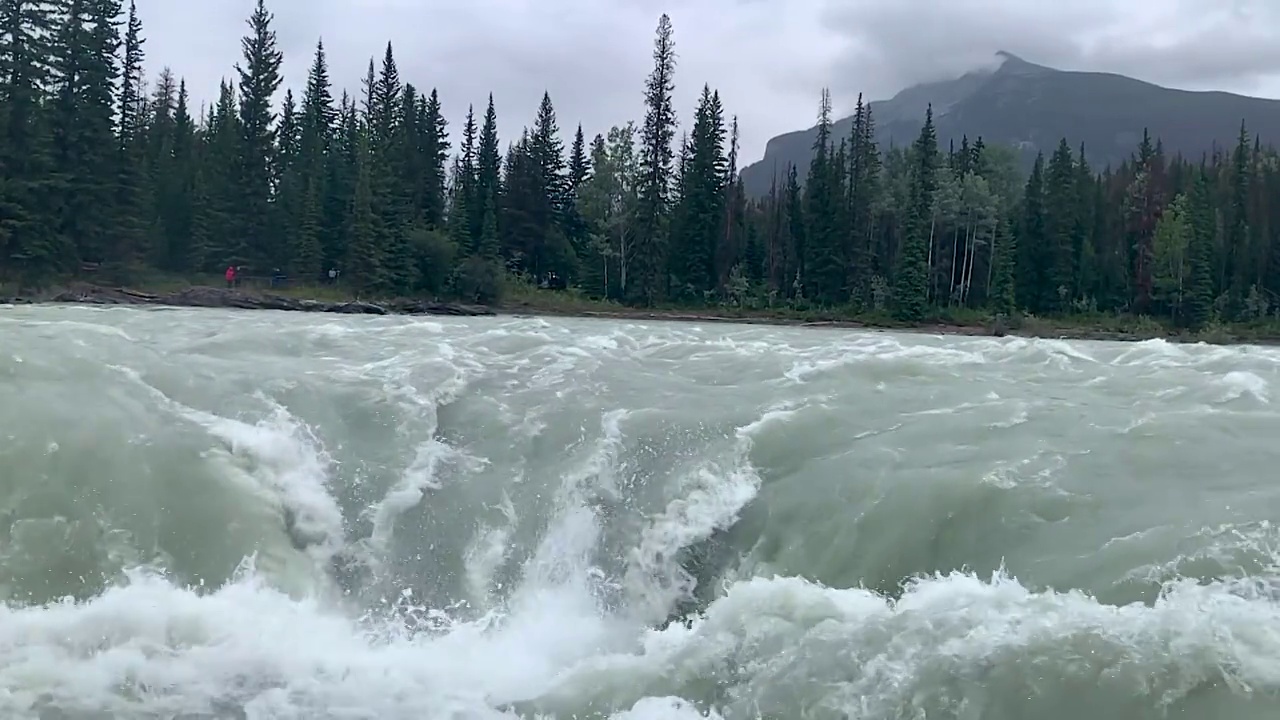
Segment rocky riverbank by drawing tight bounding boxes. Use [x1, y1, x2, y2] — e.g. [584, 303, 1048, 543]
[2, 283, 493, 316]
[8, 281, 1278, 346]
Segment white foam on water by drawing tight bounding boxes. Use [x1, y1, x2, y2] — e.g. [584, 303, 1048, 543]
[7, 310, 1280, 718]
[533, 570, 1280, 719]
[624, 404, 798, 623]
[110, 367, 347, 570]
[1219, 370, 1270, 403]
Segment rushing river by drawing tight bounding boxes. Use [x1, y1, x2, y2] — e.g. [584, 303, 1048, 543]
[1, 305, 1279, 719]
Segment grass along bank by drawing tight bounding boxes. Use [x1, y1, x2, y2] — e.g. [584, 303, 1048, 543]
[493, 279, 1280, 345]
[7, 273, 1280, 346]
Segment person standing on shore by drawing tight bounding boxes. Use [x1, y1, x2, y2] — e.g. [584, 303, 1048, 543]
[225, 265, 236, 289]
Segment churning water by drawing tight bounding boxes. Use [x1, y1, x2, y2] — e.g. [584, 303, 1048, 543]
[2, 305, 1280, 719]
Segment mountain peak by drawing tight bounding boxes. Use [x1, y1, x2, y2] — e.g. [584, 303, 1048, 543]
[740, 49, 1280, 197]
[994, 51, 1051, 75]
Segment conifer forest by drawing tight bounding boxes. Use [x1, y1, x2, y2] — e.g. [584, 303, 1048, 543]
[2, 0, 1280, 331]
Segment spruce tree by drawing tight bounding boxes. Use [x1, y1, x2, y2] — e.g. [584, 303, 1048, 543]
[201, 80, 243, 266]
[474, 94, 501, 253]
[164, 79, 200, 271]
[48, 0, 123, 269]
[273, 88, 304, 273]
[783, 163, 805, 297]
[368, 43, 414, 292]
[892, 105, 938, 321]
[501, 132, 539, 268]
[447, 105, 477, 254]
[294, 40, 334, 279]
[846, 94, 878, 303]
[527, 91, 572, 280]
[1016, 154, 1046, 312]
[419, 89, 449, 229]
[1126, 129, 1161, 314]
[722, 115, 749, 288]
[530, 92, 565, 219]
[113, 0, 150, 272]
[1227, 120, 1251, 305]
[630, 13, 676, 305]
[670, 84, 726, 298]
[116, 0, 143, 147]
[345, 128, 381, 294]
[562, 123, 591, 265]
[234, 0, 283, 269]
[988, 218, 1017, 314]
[1184, 168, 1216, 329]
[1042, 138, 1077, 312]
[804, 88, 843, 305]
[322, 93, 358, 270]
[0, 0, 62, 285]
[1071, 143, 1095, 300]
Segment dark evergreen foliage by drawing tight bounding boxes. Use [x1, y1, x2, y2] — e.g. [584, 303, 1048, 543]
[0, 1, 1277, 331]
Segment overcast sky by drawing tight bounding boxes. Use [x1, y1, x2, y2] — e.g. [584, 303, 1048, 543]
[133, 0, 1280, 164]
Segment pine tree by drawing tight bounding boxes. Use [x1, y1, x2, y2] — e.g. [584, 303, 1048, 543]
[367, 42, 413, 293]
[989, 217, 1017, 314]
[370, 42, 400, 146]
[526, 91, 572, 280]
[803, 88, 843, 305]
[1126, 129, 1161, 314]
[201, 80, 242, 266]
[448, 105, 477, 254]
[1184, 168, 1216, 329]
[783, 163, 805, 298]
[1071, 142, 1095, 300]
[322, 92, 357, 271]
[670, 84, 726, 298]
[1017, 154, 1047, 312]
[1042, 138, 1077, 312]
[112, 0, 150, 272]
[630, 13, 676, 305]
[293, 39, 334, 279]
[345, 128, 381, 294]
[48, 0, 123, 269]
[722, 115, 749, 289]
[1227, 120, 1251, 306]
[561, 123, 591, 266]
[474, 94, 501, 254]
[116, 0, 143, 147]
[234, 0, 283, 269]
[419, 89, 449, 229]
[893, 105, 938, 321]
[530, 92, 565, 220]
[162, 78, 200, 271]
[846, 94, 879, 305]
[501, 131, 539, 269]
[0, 0, 63, 285]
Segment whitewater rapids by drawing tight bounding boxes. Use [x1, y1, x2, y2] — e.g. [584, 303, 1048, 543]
[1, 305, 1279, 719]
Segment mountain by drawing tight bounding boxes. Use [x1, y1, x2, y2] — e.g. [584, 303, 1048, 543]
[739, 52, 1280, 196]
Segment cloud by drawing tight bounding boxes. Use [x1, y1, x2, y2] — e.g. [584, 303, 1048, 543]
[132, 0, 1280, 166]
[818, 0, 1280, 110]
[133, 0, 840, 163]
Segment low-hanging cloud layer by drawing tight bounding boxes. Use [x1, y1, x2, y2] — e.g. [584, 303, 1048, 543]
[134, 0, 1280, 164]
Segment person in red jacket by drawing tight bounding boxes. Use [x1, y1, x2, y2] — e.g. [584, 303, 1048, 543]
[225, 265, 236, 289]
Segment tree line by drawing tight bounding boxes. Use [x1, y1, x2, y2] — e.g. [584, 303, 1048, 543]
[1, 0, 1278, 329]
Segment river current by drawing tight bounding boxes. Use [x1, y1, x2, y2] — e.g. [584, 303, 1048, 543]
[1, 305, 1279, 719]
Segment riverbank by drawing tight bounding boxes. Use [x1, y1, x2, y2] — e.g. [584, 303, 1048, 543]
[3, 282, 494, 317]
[497, 291, 1278, 345]
[5, 281, 1280, 345]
